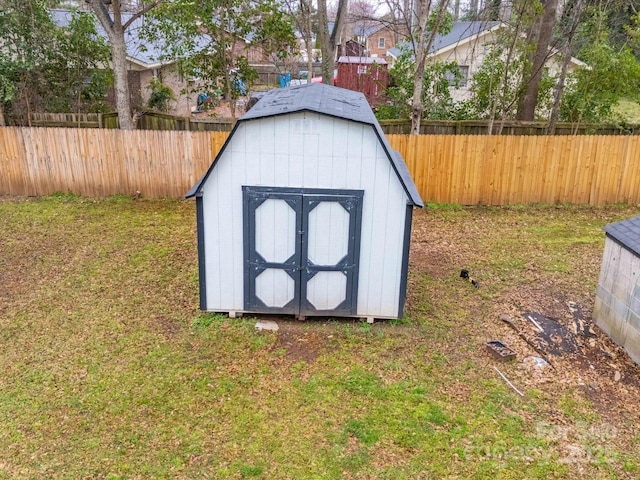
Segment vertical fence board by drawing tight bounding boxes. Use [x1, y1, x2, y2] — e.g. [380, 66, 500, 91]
[619, 138, 640, 204]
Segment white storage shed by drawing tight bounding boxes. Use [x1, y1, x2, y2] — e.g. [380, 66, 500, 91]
[186, 83, 423, 320]
[593, 216, 640, 364]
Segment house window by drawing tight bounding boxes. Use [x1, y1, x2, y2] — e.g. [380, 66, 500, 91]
[357, 65, 367, 75]
[445, 65, 469, 88]
[378, 37, 385, 48]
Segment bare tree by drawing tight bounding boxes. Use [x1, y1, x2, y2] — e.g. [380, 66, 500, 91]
[283, 0, 315, 83]
[409, 0, 451, 134]
[85, 0, 162, 129]
[317, 0, 349, 84]
[547, 0, 584, 133]
[516, 0, 559, 120]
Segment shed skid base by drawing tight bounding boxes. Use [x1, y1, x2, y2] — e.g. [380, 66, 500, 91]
[205, 310, 399, 321]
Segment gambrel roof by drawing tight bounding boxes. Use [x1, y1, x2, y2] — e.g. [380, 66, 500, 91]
[187, 83, 423, 207]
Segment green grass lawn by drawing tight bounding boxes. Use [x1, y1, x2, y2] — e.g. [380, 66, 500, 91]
[1, 196, 640, 479]
[613, 98, 640, 124]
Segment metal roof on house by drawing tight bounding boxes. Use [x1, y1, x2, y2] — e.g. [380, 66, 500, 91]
[604, 216, 640, 257]
[387, 21, 501, 58]
[430, 21, 501, 53]
[187, 83, 423, 207]
[50, 9, 209, 68]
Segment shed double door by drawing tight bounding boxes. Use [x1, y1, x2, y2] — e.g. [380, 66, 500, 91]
[243, 187, 363, 316]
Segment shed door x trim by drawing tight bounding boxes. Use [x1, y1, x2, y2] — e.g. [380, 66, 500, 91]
[243, 186, 363, 316]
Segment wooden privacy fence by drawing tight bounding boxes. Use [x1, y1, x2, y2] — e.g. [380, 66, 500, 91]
[1, 127, 640, 205]
[392, 134, 640, 205]
[0, 128, 226, 198]
[379, 119, 640, 135]
[27, 112, 235, 132]
[26, 113, 640, 135]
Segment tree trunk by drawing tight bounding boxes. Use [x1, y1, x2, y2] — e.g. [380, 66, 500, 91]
[410, 0, 450, 135]
[111, 31, 135, 129]
[110, 1, 135, 129]
[88, 1, 162, 129]
[516, 0, 558, 121]
[306, 35, 314, 83]
[547, 0, 583, 134]
[469, 0, 479, 19]
[410, 9, 429, 135]
[318, 0, 348, 85]
[339, 20, 347, 59]
[330, 0, 349, 80]
[302, 0, 314, 83]
[486, 0, 502, 21]
[317, 0, 334, 84]
[0, 103, 6, 127]
[88, 0, 135, 129]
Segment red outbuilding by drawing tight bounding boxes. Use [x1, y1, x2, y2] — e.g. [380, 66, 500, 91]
[336, 56, 388, 105]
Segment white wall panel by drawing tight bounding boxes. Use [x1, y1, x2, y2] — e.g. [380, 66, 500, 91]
[303, 156, 321, 186]
[259, 117, 276, 154]
[273, 154, 290, 188]
[255, 199, 296, 263]
[307, 202, 350, 266]
[307, 271, 347, 310]
[361, 155, 392, 314]
[256, 268, 295, 307]
[259, 153, 276, 186]
[202, 112, 410, 317]
[244, 121, 261, 153]
[274, 119, 290, 155]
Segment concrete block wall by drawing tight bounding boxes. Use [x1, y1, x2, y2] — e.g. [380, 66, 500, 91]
[593, 238, 640, 364]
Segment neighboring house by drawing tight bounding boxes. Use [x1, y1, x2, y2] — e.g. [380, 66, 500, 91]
[354, 22, 408, 59]
[51, 9, 278, 116]
[51, 9, 203, 116]
[328, 19, 408, 61]
[387, 21, 587, 103]
[335, 39, 366, 61]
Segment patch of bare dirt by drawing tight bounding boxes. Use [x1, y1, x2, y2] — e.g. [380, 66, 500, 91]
[269, 320, 339, 363]
[154, 315, 182, 338]
[407, 206, 640, 468]
[470, 278, 640, 425]
[191, 97, 248, 121]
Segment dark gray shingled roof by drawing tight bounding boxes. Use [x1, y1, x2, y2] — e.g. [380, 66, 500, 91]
[187, 83, 423, 207]
[604, 216, 640, 257]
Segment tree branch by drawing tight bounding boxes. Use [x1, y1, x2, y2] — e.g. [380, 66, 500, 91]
[123, 1, 163, 31]
[87, 0, 115, 35]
